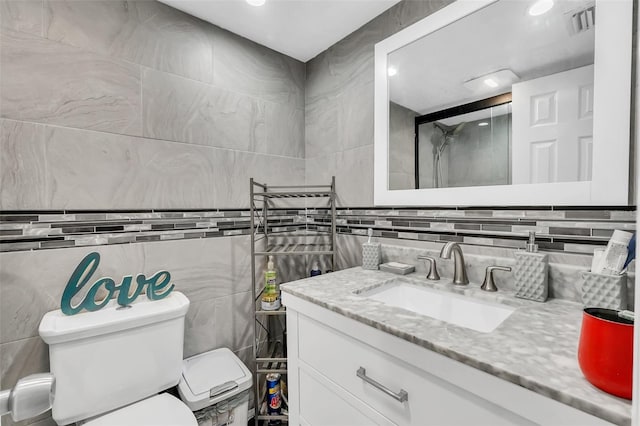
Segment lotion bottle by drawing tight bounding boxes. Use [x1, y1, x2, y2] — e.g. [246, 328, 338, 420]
[261, 256, 281, 310]
[513, 232, 549, 302]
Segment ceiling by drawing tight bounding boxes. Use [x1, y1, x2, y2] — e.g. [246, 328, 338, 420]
[389, 0, 595, 115]
[159, 0, 401, 62]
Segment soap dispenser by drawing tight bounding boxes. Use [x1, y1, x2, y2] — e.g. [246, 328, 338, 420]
[513, 231, 548, 302]
[362, 228, 381, 270]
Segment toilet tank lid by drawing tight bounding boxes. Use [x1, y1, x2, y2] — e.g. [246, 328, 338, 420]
[39, 292, 190, 344]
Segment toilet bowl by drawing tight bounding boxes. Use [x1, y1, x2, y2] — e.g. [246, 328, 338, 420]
[39, 292, 194, 426]
[82, 393, 196, 426]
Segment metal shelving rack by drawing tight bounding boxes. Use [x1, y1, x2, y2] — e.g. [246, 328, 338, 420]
[250, 177, 336, 425]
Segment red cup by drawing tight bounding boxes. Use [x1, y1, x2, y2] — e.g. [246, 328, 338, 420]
[577, 308, 634, 399]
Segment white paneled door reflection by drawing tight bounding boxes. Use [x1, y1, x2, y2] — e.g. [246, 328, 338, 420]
[512, 64, 594, 184]
[529, 140, 557, 183]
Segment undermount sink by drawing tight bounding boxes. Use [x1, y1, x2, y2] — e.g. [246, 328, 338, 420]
[360, 280, 515, 333]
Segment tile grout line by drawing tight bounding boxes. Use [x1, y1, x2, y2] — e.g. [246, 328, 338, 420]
[0, 117, 306, 161]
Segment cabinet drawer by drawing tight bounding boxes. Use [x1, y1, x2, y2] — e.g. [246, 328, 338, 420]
[297, 314, 533, 426]
[298, 363, 394, 426]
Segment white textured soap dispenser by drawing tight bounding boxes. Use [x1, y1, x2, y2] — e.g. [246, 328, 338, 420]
[362, 228, 381, 270]
[513, 231, 549, 302]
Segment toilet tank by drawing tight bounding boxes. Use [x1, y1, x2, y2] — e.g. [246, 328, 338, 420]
[39, 291, 190, 425]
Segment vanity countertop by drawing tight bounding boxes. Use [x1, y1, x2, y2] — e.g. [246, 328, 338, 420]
[280, 267, 632, 425]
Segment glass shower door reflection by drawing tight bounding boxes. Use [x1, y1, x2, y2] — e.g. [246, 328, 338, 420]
[417, 102, 512, 189]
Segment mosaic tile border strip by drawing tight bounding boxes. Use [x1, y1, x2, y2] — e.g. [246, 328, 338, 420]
[0, 209, 307, 252]
[308, 206, 636, 255]
[0, 206, 635, 254]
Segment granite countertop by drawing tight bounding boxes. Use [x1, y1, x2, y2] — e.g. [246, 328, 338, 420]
[280, 267, 632, 425]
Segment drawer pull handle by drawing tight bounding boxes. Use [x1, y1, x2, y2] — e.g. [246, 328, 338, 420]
[356, 367, 408, 403]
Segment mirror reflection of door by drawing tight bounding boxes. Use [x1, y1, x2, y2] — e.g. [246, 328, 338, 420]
[512, 65, 594, 184]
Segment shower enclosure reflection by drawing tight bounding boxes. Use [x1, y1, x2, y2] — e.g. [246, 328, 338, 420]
[418, 98, 511, 189]
[431, 121, 467, 189]
[389, 95, 512, 190]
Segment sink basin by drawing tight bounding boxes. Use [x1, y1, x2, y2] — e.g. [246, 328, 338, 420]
[360, 281, 515, 333]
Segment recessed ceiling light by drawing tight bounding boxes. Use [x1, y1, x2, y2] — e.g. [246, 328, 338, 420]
[478, 122, 489, 127]
[388, 67, 398, 77]
[528, 0, 554, 16]
[483, 78, 498, 88]
[246, 0, 266, 6]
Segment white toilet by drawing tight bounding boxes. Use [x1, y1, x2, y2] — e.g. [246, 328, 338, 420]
[38, 291, 197, 426]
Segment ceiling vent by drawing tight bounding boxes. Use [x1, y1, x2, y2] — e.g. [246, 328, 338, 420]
[566, 5, 595, 35]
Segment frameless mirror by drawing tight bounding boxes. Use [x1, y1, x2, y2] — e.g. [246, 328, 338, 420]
[375, 0, 632, 206]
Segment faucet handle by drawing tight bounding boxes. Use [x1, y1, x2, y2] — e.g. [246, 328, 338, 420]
[417, 255, 440, 281]
[481, 266, 512, 292]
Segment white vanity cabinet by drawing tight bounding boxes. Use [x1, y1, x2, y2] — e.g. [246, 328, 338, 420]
[284, 293, 614, 426]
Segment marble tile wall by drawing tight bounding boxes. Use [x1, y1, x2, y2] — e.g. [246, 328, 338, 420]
[1, 0, 305, 211]
[1, 28, 142, 136]
[1, 119, 305, 210]
[0, 2, 306, 424]
[388, 102, 417, 190]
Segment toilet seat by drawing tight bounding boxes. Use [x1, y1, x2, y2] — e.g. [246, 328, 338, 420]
[83, 393, 197, 426]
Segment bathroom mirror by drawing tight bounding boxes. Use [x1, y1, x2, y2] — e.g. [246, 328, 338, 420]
[374, 0, 632, 206]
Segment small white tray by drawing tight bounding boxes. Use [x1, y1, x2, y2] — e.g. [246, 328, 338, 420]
[379, 262, 415, 275]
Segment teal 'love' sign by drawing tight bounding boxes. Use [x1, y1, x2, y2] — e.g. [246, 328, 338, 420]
[61, 252, 175, 315]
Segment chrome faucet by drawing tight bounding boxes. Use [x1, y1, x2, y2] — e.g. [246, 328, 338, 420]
[439, 242, 469, 285]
